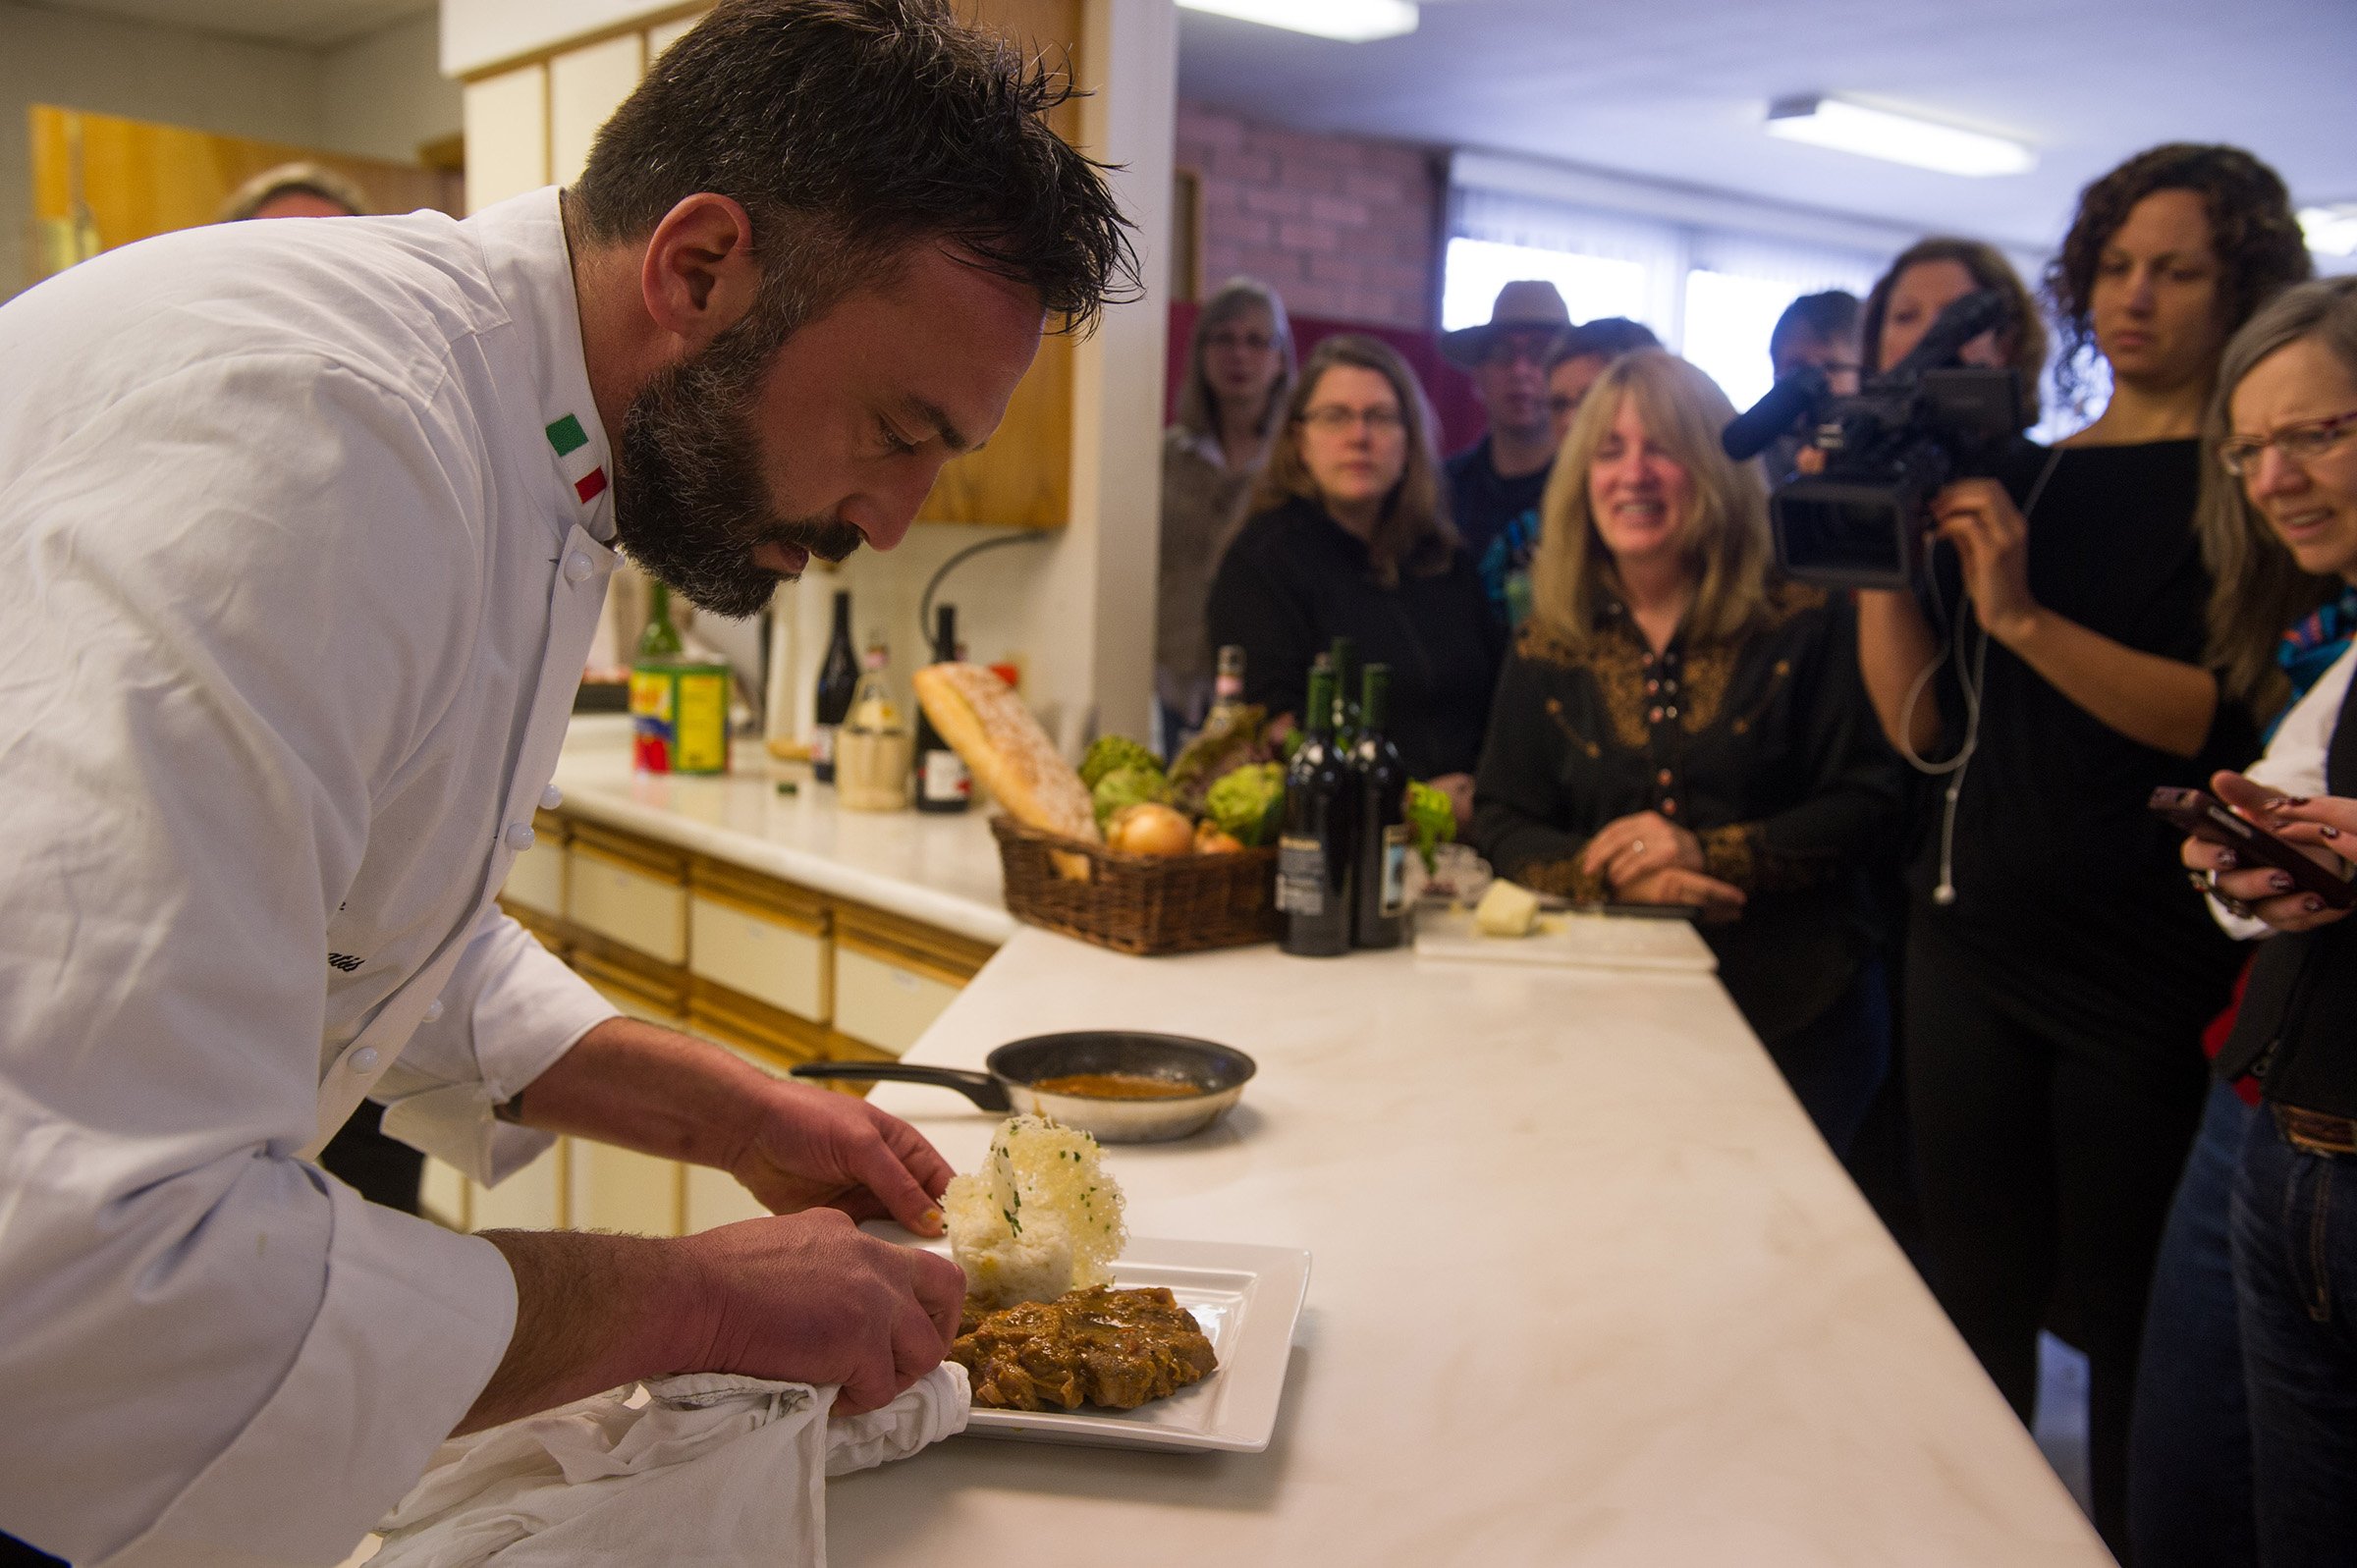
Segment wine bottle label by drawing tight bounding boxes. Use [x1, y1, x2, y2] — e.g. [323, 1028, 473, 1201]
[1379, 823, 1411, 915]
[1276, 836, 1326, 916]
[810, 725, 836, 767]
[921, 748, 971, 801]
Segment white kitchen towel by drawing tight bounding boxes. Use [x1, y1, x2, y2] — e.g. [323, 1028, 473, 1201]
[368, 1363, 968, 1568]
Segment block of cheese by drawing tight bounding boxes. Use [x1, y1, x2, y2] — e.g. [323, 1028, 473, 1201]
[911, 662, 1097, 848]
[1474, 879, 1541, 938]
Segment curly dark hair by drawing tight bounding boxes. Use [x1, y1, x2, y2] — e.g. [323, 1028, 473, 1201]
[571, 0, 1137, 341]
[2044, 142, 2311, 412]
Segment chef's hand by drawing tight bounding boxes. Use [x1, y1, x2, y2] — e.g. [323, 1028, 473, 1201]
[1580, 811, 1703, 892]
[726, 1080, 956, 1238]
[2185, 772, 2356, 934]
[1931, 479, 2038, 644]
[1618, 865, 1746, 922]
[680, 1208, 968, 1417]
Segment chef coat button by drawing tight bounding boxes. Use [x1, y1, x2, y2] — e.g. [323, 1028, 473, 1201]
[1646, 679, 1659, 694]
[1664, 679, 1677, 694]
[504, 821, 536, 852]
[1665, 705, 1678, 720]
[540, 784, 564, 811]
[564, 553, 593, 584]
[423, 999, 445, 1024]
[1657, 769, 1673, 786]
[350, 1047, 380, 1074]
[1641, 652, 1655, 667]
[1648, 706, 1664, 723]
[1662, 798, 1678, 816]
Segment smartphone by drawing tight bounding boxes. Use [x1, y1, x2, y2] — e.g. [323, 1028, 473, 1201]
[2148, 786, 2356, 910]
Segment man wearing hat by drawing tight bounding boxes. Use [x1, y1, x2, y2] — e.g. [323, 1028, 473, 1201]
[1442, 280, 1570, 625]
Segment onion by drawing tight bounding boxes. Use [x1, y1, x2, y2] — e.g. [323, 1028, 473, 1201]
[1110, 803, 1193, 857]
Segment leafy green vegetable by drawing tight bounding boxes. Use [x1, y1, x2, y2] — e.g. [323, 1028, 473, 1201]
[1080, 734, 1162, 791]
[1405, 779, 1457, 872]
[1091, 765, 1172, 829]
[1204, 762, 1287, 847]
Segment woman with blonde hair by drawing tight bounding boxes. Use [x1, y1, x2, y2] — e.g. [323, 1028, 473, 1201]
[1158, 279, 1294, 742]
[1208, 334, 1498, 813]
[1472, 350, 1901, 1150]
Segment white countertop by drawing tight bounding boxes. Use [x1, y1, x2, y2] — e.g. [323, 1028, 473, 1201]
[831, 930, 2113, 1567]
[549, 720, 1016, 946]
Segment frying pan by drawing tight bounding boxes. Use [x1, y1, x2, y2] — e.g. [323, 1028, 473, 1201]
[790, 1030, 1256, 1143]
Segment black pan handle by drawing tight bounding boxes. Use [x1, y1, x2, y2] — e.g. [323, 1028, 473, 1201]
[790, 1061, 1013, 1111]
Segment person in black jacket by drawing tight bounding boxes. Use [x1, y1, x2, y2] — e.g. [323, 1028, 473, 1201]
[1472, 349, 1902, 1153]
[1208, 334, 1502, 818]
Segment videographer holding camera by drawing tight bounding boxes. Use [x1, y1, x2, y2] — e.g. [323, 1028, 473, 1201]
[1831, 146, 2310, 1551]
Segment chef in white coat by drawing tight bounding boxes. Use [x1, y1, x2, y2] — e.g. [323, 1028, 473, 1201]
[0, 3, 1134, 1564]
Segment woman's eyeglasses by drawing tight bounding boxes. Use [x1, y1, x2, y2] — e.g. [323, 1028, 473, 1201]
[1298, 406, 1404, 434]
[2219, 410, 2357, 477]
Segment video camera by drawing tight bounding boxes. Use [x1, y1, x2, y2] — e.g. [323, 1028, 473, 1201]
[1722, 290, 2027, 591]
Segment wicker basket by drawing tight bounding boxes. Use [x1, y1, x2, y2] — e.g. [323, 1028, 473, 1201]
[990, 814, 1281, 955]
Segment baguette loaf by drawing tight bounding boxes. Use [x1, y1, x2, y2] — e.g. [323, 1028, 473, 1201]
[912, 663, 1097, 846]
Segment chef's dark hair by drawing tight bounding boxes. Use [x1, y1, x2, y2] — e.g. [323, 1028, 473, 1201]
[570, 0, 1136, 338]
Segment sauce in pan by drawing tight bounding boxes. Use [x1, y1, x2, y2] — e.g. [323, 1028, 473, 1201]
[1029, 1072, 1204, 1100]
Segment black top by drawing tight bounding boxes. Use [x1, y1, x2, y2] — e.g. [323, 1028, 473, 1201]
[1446, 437, 1551, 617]
[2216, 679, 2357, 1118]
[1912, 439, 2257, 1052]
[1206, 495, 1505, 780]
[1472, 587, 1904, 1043]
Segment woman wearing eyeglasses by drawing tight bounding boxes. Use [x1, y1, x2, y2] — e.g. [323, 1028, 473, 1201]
[1159, 278, 1296, 747]
[2135, 276, 2357, 1568]
[1207, 334, 1501, 817]
[1844, 144, 2310, 1555]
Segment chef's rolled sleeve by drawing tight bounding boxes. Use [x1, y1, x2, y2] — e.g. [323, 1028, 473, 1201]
[101, 1183, 517, 1568]
[377, 909, 619, 1185]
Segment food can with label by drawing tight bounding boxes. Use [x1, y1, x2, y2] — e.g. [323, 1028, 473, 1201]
[629, 661, 733, 774]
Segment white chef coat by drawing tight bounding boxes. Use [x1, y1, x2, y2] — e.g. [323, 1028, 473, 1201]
[0, 189, 629, 1567]
[2207, 643, 2356, 941]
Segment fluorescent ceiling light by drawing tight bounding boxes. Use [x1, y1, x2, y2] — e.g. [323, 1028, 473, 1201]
[1178, 0, 1418, 43]
[2300, 205, 2357, 257]
[1766, 96, 2035, 178]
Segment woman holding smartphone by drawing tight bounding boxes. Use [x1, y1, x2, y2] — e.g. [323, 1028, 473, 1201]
[2148, 276, 2357, 1568]
[1852, 144, 2310, 1551]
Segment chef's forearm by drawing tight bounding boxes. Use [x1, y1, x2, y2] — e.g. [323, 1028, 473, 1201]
[458, 1228, 708, 1433]
[507, 1014, 768, 1171]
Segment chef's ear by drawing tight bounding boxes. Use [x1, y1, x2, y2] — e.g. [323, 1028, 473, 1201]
[638, 192, 762, 350]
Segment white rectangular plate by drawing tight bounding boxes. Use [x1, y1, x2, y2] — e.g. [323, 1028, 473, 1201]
[1412, 901, 1718, 972]
[868, 1227, 1310, 1454]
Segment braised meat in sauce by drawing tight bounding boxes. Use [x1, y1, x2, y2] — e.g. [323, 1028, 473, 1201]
[952, 1285, 1217, 1411]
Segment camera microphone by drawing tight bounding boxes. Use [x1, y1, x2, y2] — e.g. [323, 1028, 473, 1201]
[1722, 365, 1829, 461]
[1887, 289, 2009, 380]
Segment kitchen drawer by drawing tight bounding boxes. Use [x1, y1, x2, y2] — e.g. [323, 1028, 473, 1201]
[568, 842, 687, 966]
[420, 1159, 469, 1230]
[468, 1140, 566, 1231]
[503, 830, 569, 917]
[569, 1139, 684, 1237]
[690, 892, 830, 1023]
[833, 939, 962, 1057]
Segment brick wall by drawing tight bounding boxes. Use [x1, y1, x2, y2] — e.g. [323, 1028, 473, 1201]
[1176, 99, 1443, 332]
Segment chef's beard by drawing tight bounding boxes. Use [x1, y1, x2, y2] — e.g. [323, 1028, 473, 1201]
[611, 322, 866, 621]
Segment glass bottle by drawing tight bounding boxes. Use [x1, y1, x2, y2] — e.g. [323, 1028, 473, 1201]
[913, 604, 971, 813]
[1278, 666, 1356, 957]
[1350, 663, 1410, 949]
[810, 589, 858, 784]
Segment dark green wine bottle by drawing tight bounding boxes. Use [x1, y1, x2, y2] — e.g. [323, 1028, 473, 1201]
[1351, 663, 1409, 949]
[1278, 666, 1356, 956]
